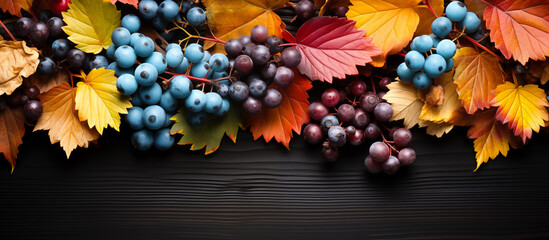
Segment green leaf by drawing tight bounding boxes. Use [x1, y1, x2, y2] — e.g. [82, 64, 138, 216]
[170, 104, 243, 155]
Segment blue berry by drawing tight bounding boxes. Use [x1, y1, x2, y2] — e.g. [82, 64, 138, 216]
[185, 90, 206, 112]
[445, 58, 454, 72]
[131, 129, 153, 151]
[126, 106, 144, 130]
[215, 98, 231, 116]
[413, 72, 432, 90]
[111, 27, 131, 47]
[145, 52, 167, 74]
[158, 0, 179, 21]
[108, 62, 134, 77]
[166, 48, 184, 67]
[201, 51, 211, 62]
[139, 0, 159, 20]
[52, 39, 70, 58]
[160, 31, 174, 41]
[328, 125, 346, 147]
[249, 79, 267, 97]
[404, 50, 425, 72]
[134, 63, 158, 86]
[460, 12, 481, 33]
[121, 14, 141, 33]
[431, 17, 452, 38]
[154, 128, 174, 150]
[164, 112, 175, 128]
[106, 44, 116, 59]
[130, 32, 144, 47]
[187, 7, 206, 26]
[446, 1, 467, 22]
[190, 61, 213, 79]
[174, 57, 190, 74]
[424, 54, 447, 78]
[204, 92, 223, 114]
[114, 45, 137, 68]
[397, 62, 415, 82]
[436, 39, 456, 59]
[209, 53, 229, 72]
[166, 43, 181, 52]
[320, 115, 339, 131]
[185, 43, 204, 63]
[169, 76, 192, 99]
[143, 105, 166, 130]
[228, 81, 249, 101]
[139, 83, 162, 105]
[38, 57, 56, 74]
[160, 91, 178, 112]
[87, 55, 109, 70]
[116, 74, 138, 95]
[212, 71, 228, 80]
[217, 84, 229, 97]
[130, 93, 144, 107]
[471, 27, 485, 41]
[134, 36, 155, 58]
[188, 111, 207, 126]
[429, 34, 442, 48]
[411, 35, 433, 53]
[152, 16, 168, 31]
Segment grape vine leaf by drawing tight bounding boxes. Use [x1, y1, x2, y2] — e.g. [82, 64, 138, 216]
[34, 82, 100, 158]
[490, 82, 549, 143]
[467, 109, 511, 171]
[419, 70, 462, 123]
[453, 47, 505, 114]
[109, 0, 138, 8]
[346, 0, 439, 67]
[483, 0, 549, 64]
[0, 106, 25, 173]
[74, 68, 132, 135]
[170, 105, 243, 155]
[318, 0, 351, 16]
[0, 40, 40, 95]
[414, 0, 444, 36]
[383, 80, 425, 129]
[0, 0, 32, 17]
[62, 0, 121, 54]
[244, 69, 312, 148]
[293, 17, 381, 83]
[203, 0, 288, 54]
[25, 70, 69, 93]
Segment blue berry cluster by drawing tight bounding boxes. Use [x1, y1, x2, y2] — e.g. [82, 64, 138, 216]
[138, 0, 206, 40]
[397, 1, 481, 90]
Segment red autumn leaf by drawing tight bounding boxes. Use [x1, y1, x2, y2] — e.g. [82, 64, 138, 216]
[0, 106, 25, 173]
[244, 69, 312, 149]
[294, 16, 382, 83]
[483, 0, 549, 64]
[110, 0, 138, 8]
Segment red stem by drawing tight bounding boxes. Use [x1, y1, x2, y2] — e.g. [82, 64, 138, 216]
[195, 36, 226, 44]
[164, 71, 213, 84]
[369, 77, 377, 95]
[279, 43, 297, 47]
[380, 132, 400, 154]
[461, 35, 503, 62]
[423, 0, 439, 18]
[478, 0, 491, 5]
[0, 20, 16, 41]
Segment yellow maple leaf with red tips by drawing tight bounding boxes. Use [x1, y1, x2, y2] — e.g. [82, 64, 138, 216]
[468, 109, 512, 171]
[490, 82, 549, 143]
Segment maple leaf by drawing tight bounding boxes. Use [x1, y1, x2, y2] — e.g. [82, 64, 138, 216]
[453, 47, 505, 114]
[0, 106, 25, 173]
[203, 0, 288, 54]
[74, 68, 131, 135]
[347, 0, 435, 66]
[383, 80, 425, 129]
[62, 0, 121, 54]
[109, 0, 138, 8]
[244, 69, 312, 148]
[293, 17, 381, 83]
[419, 120, 454, 138]
[170, 105, 243, 155]
[0, 40, 40, 95]
[318, 0, 351, 16]
[414, 0, 444, 36]
[25, 70, 69, 93]
[419, 70, 462, 123]
[491, 82, 549, 143]
[0, 0, 32, 17]
[34, 82, 100, 158]
[468, 109, 511, 171]
[483, 0, 549, 64]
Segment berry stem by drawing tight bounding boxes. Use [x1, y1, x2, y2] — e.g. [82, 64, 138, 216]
[164, 71, 213, 84]
[381, 133, 400, 154]
[279, 43, 297, 47]
[423, 0, 439, 18]
[193, 35, 226, 44]
[461, 35, 503, 62]
[369, 77, 377, 95]
[0, 20, 16, 41]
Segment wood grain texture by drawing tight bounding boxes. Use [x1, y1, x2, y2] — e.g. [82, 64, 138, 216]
[1, 126, 549, 239]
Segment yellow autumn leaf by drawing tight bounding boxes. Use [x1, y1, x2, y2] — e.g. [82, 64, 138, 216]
[383, 79, 424, 129]
[347, 0, 428, 67]
[62, 0, 121, 54]
[490, 82, 549, 143]
[74, 68, 132, 135]
[203, 0, 288, 54]
[34, 82, 100, 158]
[0, 40, 40, 95]
[419, 70, 462, 123]
[453, 47, 505, 114]
[468, 109, 511, 171]
[419, 120, 454, 138]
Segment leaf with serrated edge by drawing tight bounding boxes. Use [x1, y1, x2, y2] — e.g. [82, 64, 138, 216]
[0, 106, 25, 173]
[245, 69, 312, 148]
[74, 68, 132, 135]
[170, 105, 242, 155]
[420, 70, 462, 123]
[0, 0, 32, 17]
[25, 70, 70, 93]
[34, 83, 100, 158]
[419, 120, 454, 138]
[468, 109, 511, 171]
[453, 47, 505, 114]
[62, 0, 121, 54]
[109, 0, 138, 8]
[0, 40, 40, 95]
[491, 82, 549, 143]
[384, 80, 424, 129]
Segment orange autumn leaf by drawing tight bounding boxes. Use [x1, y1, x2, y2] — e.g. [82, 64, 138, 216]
[414, 0, 444, 36]
[490, 82, 549, 143]
[34, 82, 100, 158]
[244, 69, 312, 149]
[0, 106, 25, 173]
[203, 0, 288, 54]
[464, 0, 488, 18]
[468, 109, 511, 171]
[109, 0, 138, 8]
[483, 0, 549, 64]
[453, 47, 505, 114]
[0, 0, 32, 17]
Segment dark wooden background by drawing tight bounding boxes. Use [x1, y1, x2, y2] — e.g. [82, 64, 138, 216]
[1, 126, 549, 239]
